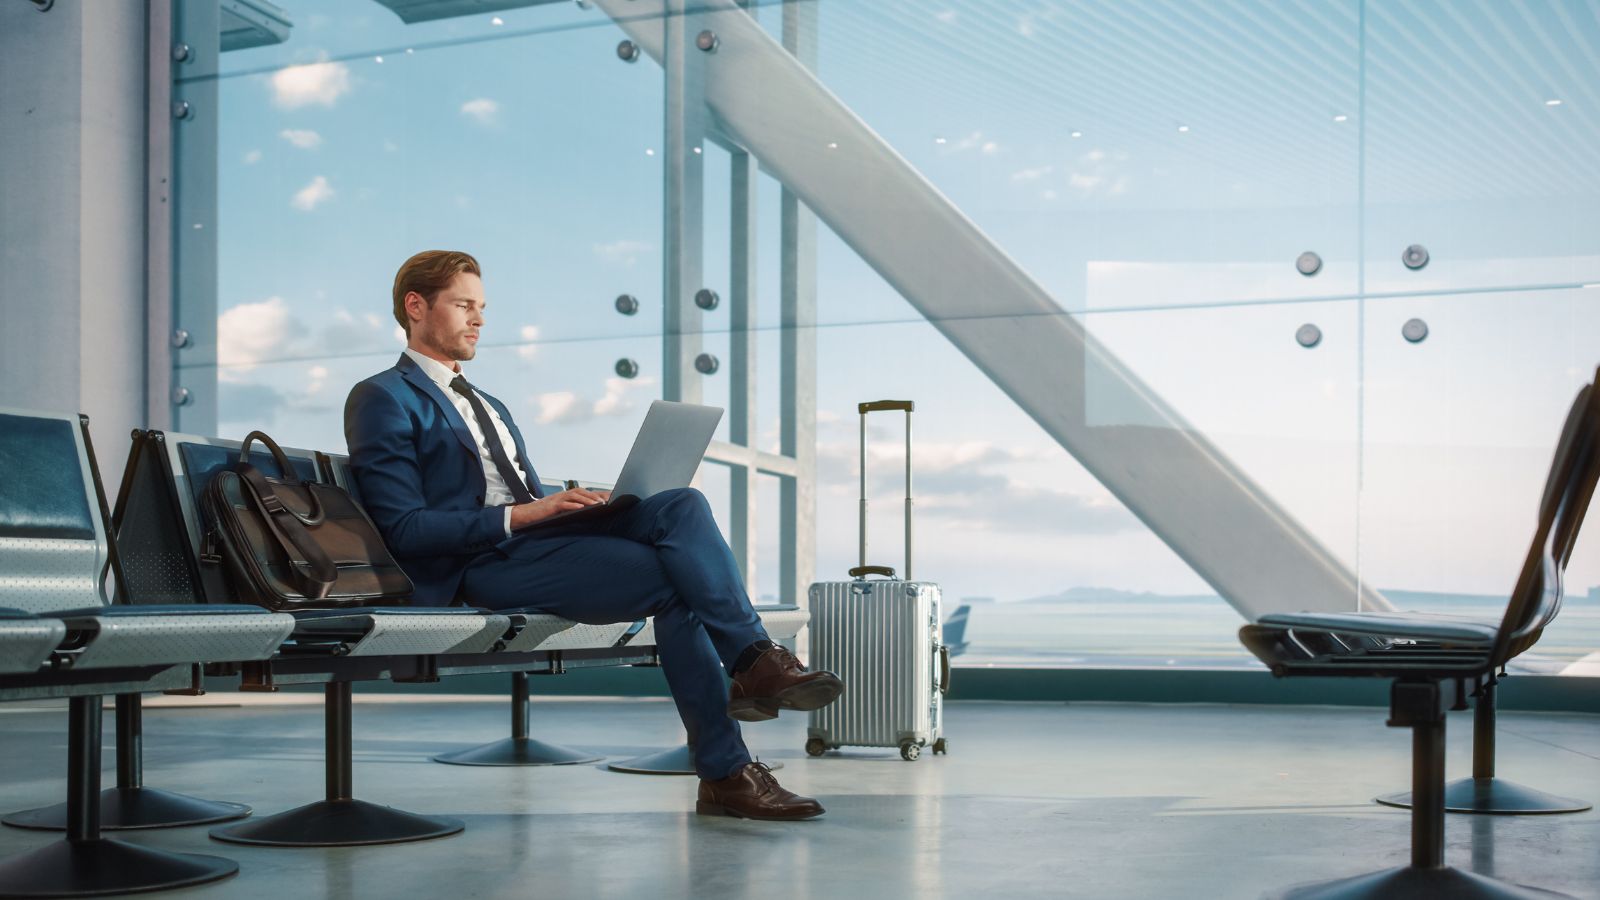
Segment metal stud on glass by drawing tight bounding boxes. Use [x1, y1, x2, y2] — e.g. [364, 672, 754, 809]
[1402, 318, 1429, 344]
[694, 288, 720, 311]
[171, 387, 193, 406]
[170, 329, 191, 349]
[1402, 244, 1430, 270]
[1295, 324, 1322, 349]
[1296, 251, 1322, 277]
[696, 30, 719, 52]
[694, 353, 720, 375]
[614, 294, 639, 316]
[616, 40, 640, 62]
[614, 358, 640, 379]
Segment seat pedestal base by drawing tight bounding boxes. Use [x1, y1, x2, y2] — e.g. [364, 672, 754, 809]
[3, 787, 250, 831]
[1376, 777, 1592, 815]
[0, 837, 237, 898]
[209, 798, 462, 847]
[1272, 865, 1570, 899]
[433, 737, 601, 767]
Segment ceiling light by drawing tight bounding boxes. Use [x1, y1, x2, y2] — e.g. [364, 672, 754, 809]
[491, 16, 504, 25]
[1070, 130, 1082, 138]
[1177, 125, 1189, 133]
[645, 148, 655, 156]
[935, 137, 946, 144]
[1546, 99, 1562, 106]
[827, 142, 838, 149]
[374, 55, 383, 63]
[1333, 114, 1347, 122]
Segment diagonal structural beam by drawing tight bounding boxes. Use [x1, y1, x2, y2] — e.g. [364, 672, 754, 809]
[595, 0, 1390, 620]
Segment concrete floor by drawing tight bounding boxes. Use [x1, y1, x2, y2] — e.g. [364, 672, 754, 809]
[1, 695, 1597, 899]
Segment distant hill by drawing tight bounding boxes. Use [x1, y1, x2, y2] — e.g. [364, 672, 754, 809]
[1016, 586, 1518, 607]
[1017, 586, 1218, 605]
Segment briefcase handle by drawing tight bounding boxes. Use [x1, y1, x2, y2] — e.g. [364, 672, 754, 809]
[856, 400, 914, 581]
[238, 430, 325, 526]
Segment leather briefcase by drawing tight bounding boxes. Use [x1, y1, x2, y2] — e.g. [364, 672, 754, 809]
[201, 431, 413, 609]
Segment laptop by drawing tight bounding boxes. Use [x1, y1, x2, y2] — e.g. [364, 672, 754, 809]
[520, 400, 723, 529]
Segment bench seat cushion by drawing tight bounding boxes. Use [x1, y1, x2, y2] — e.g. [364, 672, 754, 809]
[0, 614, 67, 674]
[1255, 611, 1500, 646]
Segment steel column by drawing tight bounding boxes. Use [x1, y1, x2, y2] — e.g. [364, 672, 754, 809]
[662, 0, 706, 406]
[779, 0, 818, 607]
[729, 147, 760, 586]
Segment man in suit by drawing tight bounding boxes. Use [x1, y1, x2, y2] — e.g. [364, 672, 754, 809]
[345, 250, 842, 820]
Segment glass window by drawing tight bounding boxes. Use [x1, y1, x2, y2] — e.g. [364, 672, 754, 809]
[186, 0, 1599, 673]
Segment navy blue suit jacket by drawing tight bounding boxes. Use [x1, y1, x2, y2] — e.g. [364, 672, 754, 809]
[344, 353, 547, 606]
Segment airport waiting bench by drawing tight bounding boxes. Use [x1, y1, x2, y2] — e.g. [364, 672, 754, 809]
[1238, 370, 1599, 899]
[0, 409, 296, 897]
[0, 412, 806, 895]
[105, 428, 805, 840]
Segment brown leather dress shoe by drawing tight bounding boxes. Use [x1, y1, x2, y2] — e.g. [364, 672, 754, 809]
[728, 645, 844, 722]
[697, 762, 824, 820]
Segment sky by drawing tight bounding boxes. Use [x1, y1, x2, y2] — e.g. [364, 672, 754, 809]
[190, 0, 1600, 642]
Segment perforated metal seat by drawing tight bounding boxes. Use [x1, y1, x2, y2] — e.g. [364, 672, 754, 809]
[0, 409, 297, 897]
[150, 433, 508, 653]
[0, 411, 295, 668]
[0, 609, 66, 675]
[1237, 374, 1600, 899]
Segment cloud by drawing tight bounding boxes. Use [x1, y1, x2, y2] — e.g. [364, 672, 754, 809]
[291, 176, 333, 211]
[269, 58, 351, 109]
[1011, 164, 1053, 183]
[516, 325, 539, 361]
[592, 239, 652, 267]
[279, 129, 323, 149]
[1017, 14, 1037, 37]
[592, 375, 654, 417]
[944, 131, 1000, 156]
[534, 391, 584, 425]
[243, 149, 262, 165]
[934, 10, 957, 23]
[1068, 148, 1133, 197]
[816, 438, 1136, 536]
[533, 375, 657, 425]
[218, 297, 295, 377]
[460, 98, 499, 125]
[1069, 172, 1105, 192]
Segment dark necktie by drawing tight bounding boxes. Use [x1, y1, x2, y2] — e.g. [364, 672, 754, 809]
[449, 375, 536, 505]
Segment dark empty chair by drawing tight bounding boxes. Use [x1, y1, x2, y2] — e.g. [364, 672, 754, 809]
[1238, 371, 1599, 899]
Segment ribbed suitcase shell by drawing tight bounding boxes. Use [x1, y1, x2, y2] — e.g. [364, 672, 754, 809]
[807, 578, 943, 752]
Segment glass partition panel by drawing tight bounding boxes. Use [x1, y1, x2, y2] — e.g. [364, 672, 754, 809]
[811, 0, 1361, 325]
[1359, 287, 1600, 672]
[192, 0, 1599, 673]
[811, 311, 1358, 668]
[1363, 0, 1600, 295]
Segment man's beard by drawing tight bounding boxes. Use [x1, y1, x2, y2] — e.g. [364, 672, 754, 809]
[427, 332, 475, 362]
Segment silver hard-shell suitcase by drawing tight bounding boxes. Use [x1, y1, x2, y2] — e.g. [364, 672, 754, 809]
[806, 400, 949, 761]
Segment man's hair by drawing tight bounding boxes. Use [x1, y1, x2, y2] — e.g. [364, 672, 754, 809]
[392, 250, 481, 336]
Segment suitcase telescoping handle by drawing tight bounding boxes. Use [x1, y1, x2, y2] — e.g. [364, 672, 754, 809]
[853, 399, 914, 581]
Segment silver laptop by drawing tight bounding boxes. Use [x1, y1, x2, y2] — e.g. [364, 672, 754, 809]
[522, 400, 723, 529]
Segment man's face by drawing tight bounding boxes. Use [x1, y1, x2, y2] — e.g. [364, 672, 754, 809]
[408, 271, 485, 365]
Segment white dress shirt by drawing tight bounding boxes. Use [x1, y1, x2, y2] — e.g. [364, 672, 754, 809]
[403, 348, 531, 536]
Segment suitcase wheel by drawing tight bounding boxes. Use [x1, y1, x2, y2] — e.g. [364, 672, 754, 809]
[899, 741, 921, 762]
[932, 738, 947, 755]
[805, 738, 828, 758]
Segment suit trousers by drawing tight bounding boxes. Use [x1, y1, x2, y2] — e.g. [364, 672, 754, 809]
[458, 487, 770, 779]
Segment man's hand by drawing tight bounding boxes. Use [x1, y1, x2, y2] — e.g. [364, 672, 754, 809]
[508, 488, 612, 530]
